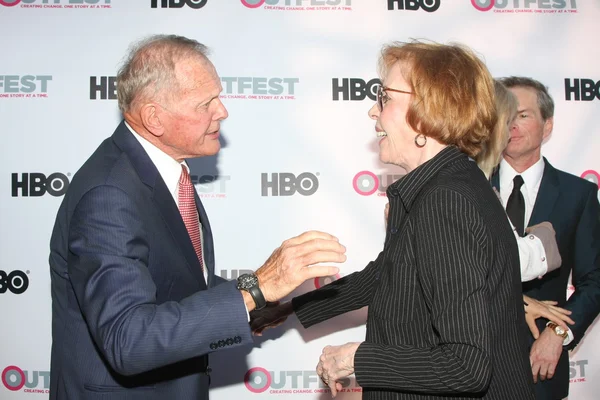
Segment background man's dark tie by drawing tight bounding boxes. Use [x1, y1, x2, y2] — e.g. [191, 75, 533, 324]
[506, 175, 526, 236]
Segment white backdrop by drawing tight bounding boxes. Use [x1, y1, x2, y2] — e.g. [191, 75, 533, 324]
[1, 0, 599, 399]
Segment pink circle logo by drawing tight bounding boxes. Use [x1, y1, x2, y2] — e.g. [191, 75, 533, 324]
[471, 0, 494, 11]
[2, 366, 25, 391]
[241, 0, 265, 8]
[0, 0, 21, 6]
[244, 367, 272, 393]
[581, 170, 600, 188]
[353, 171, 379, 196]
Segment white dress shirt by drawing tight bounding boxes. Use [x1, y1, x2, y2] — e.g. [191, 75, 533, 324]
[498, 157, 549, 282]
[499, 157, 573, 345]
[126, 121, 208, 283]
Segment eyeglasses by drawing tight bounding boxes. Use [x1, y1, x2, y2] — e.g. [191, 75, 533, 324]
[377, 85, 413, 111]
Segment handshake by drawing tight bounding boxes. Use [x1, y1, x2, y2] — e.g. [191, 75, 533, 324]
[234, 230, 346, 332]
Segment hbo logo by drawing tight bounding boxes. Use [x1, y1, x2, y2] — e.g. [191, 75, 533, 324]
[0, 270, 29, 295]
[387, 0, 440, 12]
[565, 79, 600, 101]
[261, 173, 319, 196]
[332, 78, 380, 101]
[11, 173, 70, 197]
[151, 0, 207, 8]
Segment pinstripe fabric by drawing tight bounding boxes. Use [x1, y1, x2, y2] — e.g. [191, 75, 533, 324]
[294, 146, 535, 400]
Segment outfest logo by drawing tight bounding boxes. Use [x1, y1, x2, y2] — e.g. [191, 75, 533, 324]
[2, 366, 50, 393]
[352, 171, 403, 197]
[244, 367, 361, 394]
[0, 0, 112, 8]
[241, 0, 351, 11]
[471, 0, 577, 13]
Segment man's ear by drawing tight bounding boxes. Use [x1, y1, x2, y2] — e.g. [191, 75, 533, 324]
[542, 116, 554, 140]
[140, 103, 165, 138]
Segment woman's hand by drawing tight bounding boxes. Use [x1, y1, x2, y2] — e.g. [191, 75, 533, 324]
[523, 294, 574, 339]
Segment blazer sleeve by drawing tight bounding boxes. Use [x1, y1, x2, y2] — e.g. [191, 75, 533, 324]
[354, 188, 493, 394]
[292, 251, 383, 328]
[212, 274, 229, 286]
[565, 184, 600, 347]
[67, 185, 253, 376]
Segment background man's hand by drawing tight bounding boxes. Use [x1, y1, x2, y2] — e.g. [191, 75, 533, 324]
[530, 327, 564, 383]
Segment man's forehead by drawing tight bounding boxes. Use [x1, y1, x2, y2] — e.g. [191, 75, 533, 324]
[175, 57, 219, 87]
[510, 86, 537, 98]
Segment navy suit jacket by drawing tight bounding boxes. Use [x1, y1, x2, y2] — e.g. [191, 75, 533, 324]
[49, 122, 253, 399]
[492, 158, 600, 399]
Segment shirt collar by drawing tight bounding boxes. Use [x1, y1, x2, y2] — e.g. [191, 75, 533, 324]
[125, 121, 187, 198]
[387, 145, 465, 211]
[499, 156, 545, 195]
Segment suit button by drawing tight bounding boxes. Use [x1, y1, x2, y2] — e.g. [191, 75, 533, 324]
[226, 338, 234, 346]
[234, 336, 242, 344]
[390, 227, 398, 234]
[210, 343, 218, 350]
[218, 340, 225, 348]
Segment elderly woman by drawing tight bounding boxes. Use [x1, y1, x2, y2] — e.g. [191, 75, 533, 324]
[253, 41, 535, 399]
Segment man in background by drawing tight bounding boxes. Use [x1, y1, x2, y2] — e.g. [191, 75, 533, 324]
[493, 76, 600, 400]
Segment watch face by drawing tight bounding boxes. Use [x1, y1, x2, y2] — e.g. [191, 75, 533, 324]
[237, 273, 258, 290]
[555, 326, 566, 336]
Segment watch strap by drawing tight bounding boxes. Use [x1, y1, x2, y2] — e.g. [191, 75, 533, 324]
[248, 284, 267, 310]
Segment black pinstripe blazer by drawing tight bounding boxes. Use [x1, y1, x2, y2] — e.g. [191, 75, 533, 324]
[293, 146, 535, 400]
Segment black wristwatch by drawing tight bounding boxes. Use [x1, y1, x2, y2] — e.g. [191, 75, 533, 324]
[236, 273, 267, 310]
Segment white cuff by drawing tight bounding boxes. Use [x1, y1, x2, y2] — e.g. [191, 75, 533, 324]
[517, 231, 548, 281]
[564, 328, 574, 346]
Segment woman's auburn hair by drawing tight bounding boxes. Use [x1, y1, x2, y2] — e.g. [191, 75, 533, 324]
[379, 40, 497, 158]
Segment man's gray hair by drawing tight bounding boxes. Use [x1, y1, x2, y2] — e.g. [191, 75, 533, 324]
[498, 76, 554, 121]
[116, 34, 209, 114]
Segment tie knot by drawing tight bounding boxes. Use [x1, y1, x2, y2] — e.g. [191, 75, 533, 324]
[513, 175, 524, 190]
[179, 165, 191, 185]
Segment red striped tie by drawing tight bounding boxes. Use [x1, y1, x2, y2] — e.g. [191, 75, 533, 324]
[178, 165, 203, 271]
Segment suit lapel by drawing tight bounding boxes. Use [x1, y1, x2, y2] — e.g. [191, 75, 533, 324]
[112, 122, 207, 289]
[194, 190, 216, 287]
[528, 158, 560, 227]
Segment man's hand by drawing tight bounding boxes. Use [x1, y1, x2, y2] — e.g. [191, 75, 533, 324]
[316, 342, 361, 398]
[250, 301, 293, 336]
[523, 295, 574, 339]
[530, 327, 564, 383]
[255, 231, 346, 305]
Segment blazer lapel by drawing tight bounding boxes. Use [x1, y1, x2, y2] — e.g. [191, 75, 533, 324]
[194, 190, 216, 287]
[112, 122, 207, 289]
[528, 158, 560, 227]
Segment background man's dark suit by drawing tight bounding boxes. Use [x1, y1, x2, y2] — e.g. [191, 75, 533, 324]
[492, 158, 600, 399]
[293, 147, 535, 399]
[49, 122, 252, 400]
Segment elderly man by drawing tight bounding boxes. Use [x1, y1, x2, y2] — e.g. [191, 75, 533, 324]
[493, 76, 600, 400]
[48, 35, 346, 400]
